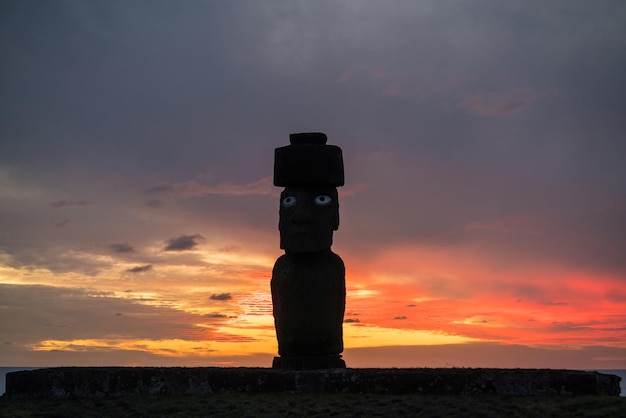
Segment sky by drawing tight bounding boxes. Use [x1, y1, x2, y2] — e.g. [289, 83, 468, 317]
[1, 0, 626, 369]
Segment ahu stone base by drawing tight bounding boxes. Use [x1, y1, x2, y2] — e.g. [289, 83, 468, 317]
[272, 355, 346, 370]
[4, 367, 621, 399]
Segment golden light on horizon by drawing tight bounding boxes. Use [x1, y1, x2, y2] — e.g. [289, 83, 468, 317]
[2, 234, 625, 369]
[26, 322, 480, 362]
[344, 323, 482, 347]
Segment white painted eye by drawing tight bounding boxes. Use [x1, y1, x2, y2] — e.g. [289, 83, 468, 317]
[281, 196, 296, 207]
[314, 195, 332, 206]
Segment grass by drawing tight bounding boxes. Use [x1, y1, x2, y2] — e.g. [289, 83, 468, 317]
[1, 392, 625, 418]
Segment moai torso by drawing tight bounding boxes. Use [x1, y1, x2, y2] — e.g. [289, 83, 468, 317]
[271, 132, 346, 369]
[272, 250, 345, 356]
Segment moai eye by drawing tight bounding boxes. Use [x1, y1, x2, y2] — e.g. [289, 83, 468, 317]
[314, 195, 332, 206]
[281, 196, 297, 208]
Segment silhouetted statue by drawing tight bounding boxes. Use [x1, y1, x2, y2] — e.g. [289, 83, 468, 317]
[271, 132, 346, 369]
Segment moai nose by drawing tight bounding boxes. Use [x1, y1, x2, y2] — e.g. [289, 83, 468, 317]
[291, 202, 314, 225]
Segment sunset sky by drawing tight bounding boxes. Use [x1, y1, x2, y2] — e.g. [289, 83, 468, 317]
[2, 1, 625, 370]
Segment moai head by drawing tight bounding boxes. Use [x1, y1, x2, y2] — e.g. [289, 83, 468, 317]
[274, 133, 344, 253]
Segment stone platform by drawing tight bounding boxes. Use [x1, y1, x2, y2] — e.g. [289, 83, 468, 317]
[4, 367, 621, 399]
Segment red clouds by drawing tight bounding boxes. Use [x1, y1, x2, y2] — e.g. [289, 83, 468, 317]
[341, 243, 626, 349]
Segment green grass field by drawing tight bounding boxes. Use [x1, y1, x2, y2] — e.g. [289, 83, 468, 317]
[1, 392, 625, 417]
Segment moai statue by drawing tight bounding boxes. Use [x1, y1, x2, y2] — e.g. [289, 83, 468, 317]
[271, 132, 346, 369]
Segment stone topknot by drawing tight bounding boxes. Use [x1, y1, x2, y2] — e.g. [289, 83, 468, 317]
[274, 132, 344, 187]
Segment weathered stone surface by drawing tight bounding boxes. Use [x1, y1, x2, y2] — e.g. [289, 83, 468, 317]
[271, 251, 345, 357]
[5, 368, 621, 399]
[272, 355, 346, 370]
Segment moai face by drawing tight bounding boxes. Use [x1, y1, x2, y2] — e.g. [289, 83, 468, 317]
[279, 186, 339, 253]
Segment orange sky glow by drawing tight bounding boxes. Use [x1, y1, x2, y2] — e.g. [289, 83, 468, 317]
[2, 228, 625, 369]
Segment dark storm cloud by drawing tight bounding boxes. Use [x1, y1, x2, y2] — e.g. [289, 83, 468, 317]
[5, 2, 619, 191]
[0, 1, 250, 176]
[109, 243, 134, 253]
[210, 293, 232, 301]
[164, 234, 204, 252]
[0, 0, 623, 276]
[125, 264, 152, 273]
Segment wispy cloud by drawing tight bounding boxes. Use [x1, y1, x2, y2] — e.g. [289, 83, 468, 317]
[381, 71, 467, 99]
[50, 199, 93, 208]
[216, 245, 241, 253]
[464, 213, 547, 235]
[145, 177, 273, 198]
[459, 88, 535, 116]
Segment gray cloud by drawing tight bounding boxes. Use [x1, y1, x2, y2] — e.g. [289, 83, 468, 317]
[164, 235, 204, 252]
[0, 284, 198, 344]
[125, 264, 152, 273]
[2, 245, 111, 276]
[210, 293, 232, 301]
[110, 243, 134, 253]
[205, 313, 228, 319]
